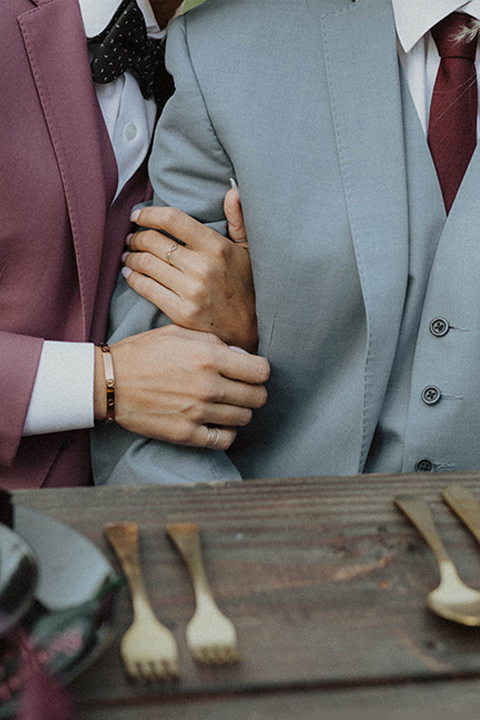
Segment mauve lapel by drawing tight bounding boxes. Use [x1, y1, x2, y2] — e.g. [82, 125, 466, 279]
[306, 0, 410, 467]
[18, 0, 118, 337]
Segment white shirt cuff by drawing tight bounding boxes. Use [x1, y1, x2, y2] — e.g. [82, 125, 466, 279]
[23, 341, 95, 436]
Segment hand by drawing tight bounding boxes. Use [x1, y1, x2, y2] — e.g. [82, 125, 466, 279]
[121, 191, 258, 352]
[94, 325, 270, 450]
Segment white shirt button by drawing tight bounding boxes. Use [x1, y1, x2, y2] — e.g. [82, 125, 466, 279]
[124, 122, 138, 140]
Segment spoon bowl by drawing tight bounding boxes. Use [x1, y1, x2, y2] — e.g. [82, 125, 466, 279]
[427, 562, 480, 626]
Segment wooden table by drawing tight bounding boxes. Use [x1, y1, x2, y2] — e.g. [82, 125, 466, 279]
[12, 470, 480, 719]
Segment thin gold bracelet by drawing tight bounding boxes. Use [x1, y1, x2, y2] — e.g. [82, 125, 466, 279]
[99, 343, 115, 423]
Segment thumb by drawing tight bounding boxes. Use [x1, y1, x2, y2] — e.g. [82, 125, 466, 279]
[224, 188, 247, 243]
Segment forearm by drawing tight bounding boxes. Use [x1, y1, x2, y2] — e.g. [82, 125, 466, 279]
[121, 19, 259, 351]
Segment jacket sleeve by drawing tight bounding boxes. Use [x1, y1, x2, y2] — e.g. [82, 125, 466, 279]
[0, 330, 43, 468]
[148, 15, 234, 232]
[90, 15, 243, 486]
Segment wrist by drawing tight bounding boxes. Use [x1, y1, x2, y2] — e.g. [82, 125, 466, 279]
[94, 345, 116, 421]
[94, 346, 106, 420]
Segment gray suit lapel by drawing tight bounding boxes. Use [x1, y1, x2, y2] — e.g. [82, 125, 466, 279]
[308, 0, 410, 466]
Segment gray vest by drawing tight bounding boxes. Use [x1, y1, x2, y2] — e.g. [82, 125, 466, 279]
[366, 69, 480, 475]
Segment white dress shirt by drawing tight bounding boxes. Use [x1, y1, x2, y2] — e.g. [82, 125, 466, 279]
[23, 0, 183, 435]
[393, 0, 480, 135]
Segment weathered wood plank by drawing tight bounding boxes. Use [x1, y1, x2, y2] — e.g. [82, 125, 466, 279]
[76, 678, 480, 719]
[11, 471, 480, 717]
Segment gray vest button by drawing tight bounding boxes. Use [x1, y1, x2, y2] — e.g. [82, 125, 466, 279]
[415, 458, 434, 473]
[421, 386, 441, 404]
[429, 318, 449, 337]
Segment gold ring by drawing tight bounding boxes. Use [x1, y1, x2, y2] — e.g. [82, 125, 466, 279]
[203, 427, 219, 449]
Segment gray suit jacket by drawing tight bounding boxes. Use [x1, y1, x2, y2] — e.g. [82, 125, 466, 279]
[92, 0, 480, 485]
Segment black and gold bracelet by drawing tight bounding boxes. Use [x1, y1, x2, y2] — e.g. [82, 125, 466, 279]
[99, 343, 115, 423]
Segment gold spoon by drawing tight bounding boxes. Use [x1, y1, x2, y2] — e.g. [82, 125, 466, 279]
[395, 494, 480, 626]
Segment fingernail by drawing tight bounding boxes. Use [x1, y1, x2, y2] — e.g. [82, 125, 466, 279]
[130, 209, 141, 223]
[121, 266, 132, 280]
[229, 345, 249, 354]
[121, 251, 130, 263]
[125, 233, 133, 246]
[229, 177, 240, 200]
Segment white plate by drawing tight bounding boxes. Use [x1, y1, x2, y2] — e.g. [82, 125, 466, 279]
[14, 505, 113, 611]
[0, 505, 118, 718]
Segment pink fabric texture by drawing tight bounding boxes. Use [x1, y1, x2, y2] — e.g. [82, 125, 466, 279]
[0, 0, 151, 488]
[17, 629, 76, 720]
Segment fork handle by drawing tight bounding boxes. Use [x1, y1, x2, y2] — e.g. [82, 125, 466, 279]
[395, 494, 454, 567]
[442, 484, 480, 544]
[104, 522, 156, 620]
[166, 523, 215, 606]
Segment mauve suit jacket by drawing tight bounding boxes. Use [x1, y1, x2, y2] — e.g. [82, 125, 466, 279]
[0, 0, 151, 489]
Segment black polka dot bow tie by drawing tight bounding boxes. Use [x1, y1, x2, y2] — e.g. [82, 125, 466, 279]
[87, 0, 174, 112]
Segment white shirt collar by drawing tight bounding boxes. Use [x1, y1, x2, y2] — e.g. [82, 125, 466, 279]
[78, 0, 163, 39]
[392, 0, 480, 53]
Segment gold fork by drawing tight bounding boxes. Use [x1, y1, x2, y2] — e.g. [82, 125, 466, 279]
[166, 522, 240, 665]
[104, 522, 179, 680]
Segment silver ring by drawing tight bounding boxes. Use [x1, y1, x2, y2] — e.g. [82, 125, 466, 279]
[165, 242, 178, 263]
[203, 427, 219, 449]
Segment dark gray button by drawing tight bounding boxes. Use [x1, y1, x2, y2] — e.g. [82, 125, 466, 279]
[421, 385, 441, 405]
[429, 317, 449, 337]
[415, 458, 434, 473]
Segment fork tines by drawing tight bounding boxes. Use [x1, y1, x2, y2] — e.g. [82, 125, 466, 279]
[166, 522, 240, 665]
[104, 522, 180, 681]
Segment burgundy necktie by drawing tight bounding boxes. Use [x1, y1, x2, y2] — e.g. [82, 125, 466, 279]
[428, 12, 478, 214]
